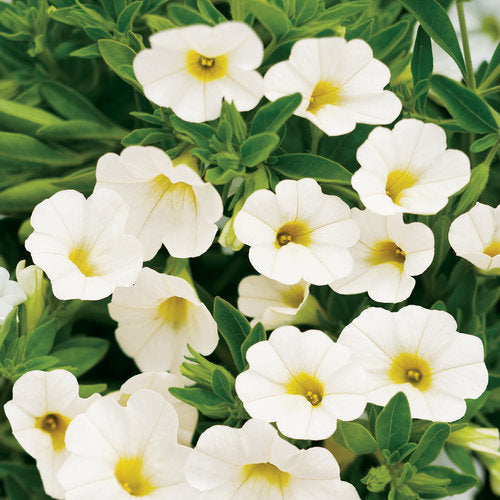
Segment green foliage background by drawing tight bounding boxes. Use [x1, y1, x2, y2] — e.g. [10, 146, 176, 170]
[0, 0, 499, 498]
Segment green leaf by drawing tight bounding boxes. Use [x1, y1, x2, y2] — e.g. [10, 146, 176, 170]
[213, 297, 251, 372]
[246, 0, 290, 38]
[0, 132, 83, 167]
[369, 21, 409, 61]
[4, 475, 31, 500]
[241, 322, 266, 367]
[211, 367, 234, 402]
[429, 216, 451, 272]
[417, 466, 477, 496]
[398, 0, 465, 75]
[240, 132, 280, 167]
[429, 75, 498, 134]
[483, 40, 500, 82]
[12, 356, 60, 379]
[116, 1, 142, 32]
[250, 93, 302, 135]
[444, 443, 475, 475]
[271, 153, 351, 184]
[375, 392, 411, 453]
[0, 179, 61, 214]
[0, 308, 18, 354]
[24, 319, 58, 358]
[37, 120, 125, 141]
[51, 168, 96, 193]
[470, 133, 498, 153]
[197, 0, 226, 23]
[121, 128, 171, 146]
[169, 387, 229, 418]
[409, 423, 450, 469]
[0, 98, 64, 135]
[52, 336, 109, 376]
[336, 421, 378, 455]
[412, 26, 433, 87]
[39, 81, 114, 124]
[167, 4, 213, 25]
[79, 383, 107, 398]
[70, 44, 101, 58]
[221, 101, 247, 144]
[454, 161, 489, 215]
[170, 115, 214, 148]
[98, 39, 140, 88]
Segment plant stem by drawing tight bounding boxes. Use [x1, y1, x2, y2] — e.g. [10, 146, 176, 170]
[484, 137, 500, 168]
[480, 85, 500, 97]
[310, 124, 322, 154]
[479, 64, 500, 91]
[456, 0, 476, 90]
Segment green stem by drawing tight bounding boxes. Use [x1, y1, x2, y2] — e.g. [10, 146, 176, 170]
[263, 37, 277, 61]
[480, 85, 500, 97]
[456, 0, 476, 90]
[310, 124, 322, 154]
[484, 137, 500, 168]
[479, 64, 500, 90]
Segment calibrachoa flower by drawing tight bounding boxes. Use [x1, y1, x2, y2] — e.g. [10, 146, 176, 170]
[0, 266, 26, 325]
[111, 372, 198, 446]
[235, 326, 367, 440]
[4, 370, 100, 499]
[449, 202, 500, 274]
[185, 418, 360, 499]
[109, 267, 218, 374]
[238, 275, 323, 329]
[133, 22, 264, 123]
[233, 178, 360, 285]
[351, 119, 470, 215]
[338, 306, 488, 422]
[95, 146, 223, 261]
[264, 37, 401, 136]
[25, 189, 143, 301]
[330, 209, 434, 303]
[58, 390, 197, 499]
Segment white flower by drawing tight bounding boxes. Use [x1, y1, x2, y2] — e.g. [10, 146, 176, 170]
[0, 266, 26, 325]
[110, 372, 198, 446]
[235, 326, 367, 440]
[109, 267, 218, 374]
[3, 370, 100, 499]
[95, 146, 223, 261]
[338, 305, 488, 422]
[264, 37, 401, 136]
[25, 189, 143, 301]
[133, 22, 264, 123]
[233, 178, 360, 285]
[330, 209, 434, 303]
[238, 275, 325, 329]
[185, 418, 360, 499]
[449, 202, 500, 274]
[352, 119, 470, 215]
[58, 390, 197, 499]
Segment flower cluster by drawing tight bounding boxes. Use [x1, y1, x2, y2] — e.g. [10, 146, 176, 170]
[0, 5, 499, 500]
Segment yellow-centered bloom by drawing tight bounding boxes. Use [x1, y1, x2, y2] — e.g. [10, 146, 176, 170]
[338, 306, 488, 422]
[133, 22, 264, 123]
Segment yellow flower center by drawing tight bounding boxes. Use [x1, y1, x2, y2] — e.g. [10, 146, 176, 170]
[389, 352, 432, 391]
[285, 372, 324, 406]
[240, 463, 291, 492]
[35, 412, 70, 451]
[484, 240, 500, 258]
[369, 240, 406, 270]
[115, 457, 154, 497]
[281, 284, 306, 309]
[186, 50, 228, 81]
[275, 221, 311, 248]
[385, 169, 417, 205]
[307, 81, 343, 114]
[69, 246, 98, 277]
[157, 296, 190, 329]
